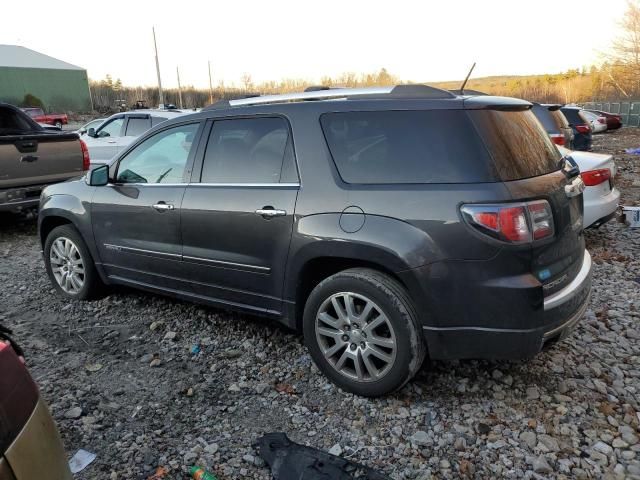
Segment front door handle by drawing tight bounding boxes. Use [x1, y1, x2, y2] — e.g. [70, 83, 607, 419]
[255, 207, 286, 218]
[108, 140, 117, 144]
[20, 155, 38, 163]
[153, 202, 175, 212]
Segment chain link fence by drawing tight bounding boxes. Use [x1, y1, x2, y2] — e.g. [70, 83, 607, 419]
[583, 101, 640, 127]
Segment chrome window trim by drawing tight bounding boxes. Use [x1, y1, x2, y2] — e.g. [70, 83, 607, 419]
[107, 182, 300, 188]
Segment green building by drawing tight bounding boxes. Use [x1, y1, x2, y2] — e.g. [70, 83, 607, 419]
[0, 45, 91, 112]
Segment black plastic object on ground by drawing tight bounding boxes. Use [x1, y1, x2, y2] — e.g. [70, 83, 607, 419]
[255, 432, 390, 480]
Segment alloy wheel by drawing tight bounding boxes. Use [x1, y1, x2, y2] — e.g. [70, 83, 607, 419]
[315, 292, 397, 382]
[49, 237, 85, 295]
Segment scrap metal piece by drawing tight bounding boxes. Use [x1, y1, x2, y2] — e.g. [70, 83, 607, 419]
[255, 432, 389, 480]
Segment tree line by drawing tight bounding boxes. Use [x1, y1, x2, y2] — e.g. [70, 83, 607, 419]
[90, 1, 640, 112]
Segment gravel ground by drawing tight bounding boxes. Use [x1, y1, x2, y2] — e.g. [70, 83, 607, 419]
[1, 129, 640, 480]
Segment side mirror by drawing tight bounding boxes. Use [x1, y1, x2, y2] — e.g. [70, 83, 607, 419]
[87, 127, 96, 137]
[87, 164, 109, 186]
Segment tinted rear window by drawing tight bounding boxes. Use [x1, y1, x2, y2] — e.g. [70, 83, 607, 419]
[550, 110, 569, 130]
[321, 109, 561, 184]
[320, 110, 496, 184]
[561, 108, 583, 124]
[468, 110, 561, 181]
[531, 106, 556, 132]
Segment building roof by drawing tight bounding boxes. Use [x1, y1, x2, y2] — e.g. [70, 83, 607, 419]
[0, 45, 84, 71]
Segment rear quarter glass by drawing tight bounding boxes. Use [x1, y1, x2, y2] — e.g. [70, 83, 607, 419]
[467, 110, 562, 181]
[531, 106, 557, 132]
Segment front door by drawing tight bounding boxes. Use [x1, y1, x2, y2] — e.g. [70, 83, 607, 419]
[92, 121, 202, 290]
[180, 117, 299, 314]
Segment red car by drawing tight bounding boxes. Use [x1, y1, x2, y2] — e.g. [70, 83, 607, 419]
[587, 110, 623, 130]
[21, 108, 68, 129]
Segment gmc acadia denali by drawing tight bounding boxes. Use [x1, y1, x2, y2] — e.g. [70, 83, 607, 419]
[38, 85, 592, 396]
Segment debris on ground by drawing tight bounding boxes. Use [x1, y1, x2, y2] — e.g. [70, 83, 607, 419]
[190, 465, 218, 479]
[256, 432, 389, 480]
[68, 449, 96, 474]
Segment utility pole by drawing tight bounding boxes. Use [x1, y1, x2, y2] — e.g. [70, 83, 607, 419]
[176, 66, 184, 109]
[208, 60, 214, 105]
[153, 26, 164, 107]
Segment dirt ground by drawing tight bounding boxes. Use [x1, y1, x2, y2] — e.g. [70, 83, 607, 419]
[1, 128, 640, 479]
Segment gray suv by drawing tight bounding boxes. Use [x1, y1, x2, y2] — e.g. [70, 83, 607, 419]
[38, 85, 592, 397]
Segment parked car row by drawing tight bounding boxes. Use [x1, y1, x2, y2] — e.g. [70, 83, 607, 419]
[38, 85, 595, 398]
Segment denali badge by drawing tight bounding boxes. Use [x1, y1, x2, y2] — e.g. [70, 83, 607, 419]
[543, 274, 569, 291]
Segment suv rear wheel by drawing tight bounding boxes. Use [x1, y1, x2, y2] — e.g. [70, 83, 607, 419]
[303, 268, 425, 397]
[44, 225, 102, 300]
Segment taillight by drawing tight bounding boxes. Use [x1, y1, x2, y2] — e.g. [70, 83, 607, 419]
[575, 124, 591, 134]
[581, 168, 611, 186]
[549, 133, 565, 146]
[460, 200, 555, 244]
[80, 139, 90, 171]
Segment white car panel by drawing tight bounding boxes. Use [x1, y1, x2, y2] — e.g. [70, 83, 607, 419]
[558, 146, 619, 227]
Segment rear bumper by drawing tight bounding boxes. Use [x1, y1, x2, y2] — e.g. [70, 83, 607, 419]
[406, 250, 592, 360]
[0, 186, 44, 212]
[584, 187, 619, 228]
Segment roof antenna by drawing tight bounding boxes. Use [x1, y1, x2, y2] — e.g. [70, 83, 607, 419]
[459, 62, 476, 94]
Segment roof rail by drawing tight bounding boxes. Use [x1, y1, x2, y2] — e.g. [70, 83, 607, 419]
[228, 87, 394, 106]
[218, 84, 456, 108]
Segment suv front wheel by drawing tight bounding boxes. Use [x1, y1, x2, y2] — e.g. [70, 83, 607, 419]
[303, 268, 426, 397]
[44, 225, 102, 300]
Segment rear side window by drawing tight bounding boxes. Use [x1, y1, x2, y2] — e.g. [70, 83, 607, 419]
[125, 117, 151, 136]
[320, 110, 496, 184]
[468, 110, 561, 181]
[201, 117, 294, 183]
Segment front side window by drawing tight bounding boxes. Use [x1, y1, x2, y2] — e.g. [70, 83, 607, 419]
[97, 117, 124, 138]
[116, 123, 199, 184]
[125, 117, 151, 136]
[201, 117, 293, 183]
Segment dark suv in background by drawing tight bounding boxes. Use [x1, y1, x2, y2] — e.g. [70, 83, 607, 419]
[561, 106, 593, 151]
[38, 86, 592, 396]
[531, 103, 574, 148]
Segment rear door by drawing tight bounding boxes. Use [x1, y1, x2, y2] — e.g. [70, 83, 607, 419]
[468, 109, 586, 296]
[180, 116, 299, 314]
[119, 114, 152, 154]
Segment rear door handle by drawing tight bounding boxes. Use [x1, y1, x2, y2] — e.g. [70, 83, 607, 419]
[255, 207, 286, 218]
[108, 140, 117, 144]
[20, 155, 38, 163]
[153, 202, 175, 212]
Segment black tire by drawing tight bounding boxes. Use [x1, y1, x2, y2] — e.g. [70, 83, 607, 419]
[303, 268, 426, 397]
[44, 225, 102, 300]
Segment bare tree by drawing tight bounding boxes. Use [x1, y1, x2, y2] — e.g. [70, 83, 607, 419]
[610, 0, 640, 95]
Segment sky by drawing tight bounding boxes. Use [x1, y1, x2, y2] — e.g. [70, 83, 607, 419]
[1, 0, 629, 88]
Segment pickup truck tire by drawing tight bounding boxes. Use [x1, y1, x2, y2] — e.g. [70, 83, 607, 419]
[44, 225, 102, 300]
[303, 268, 426, 397]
